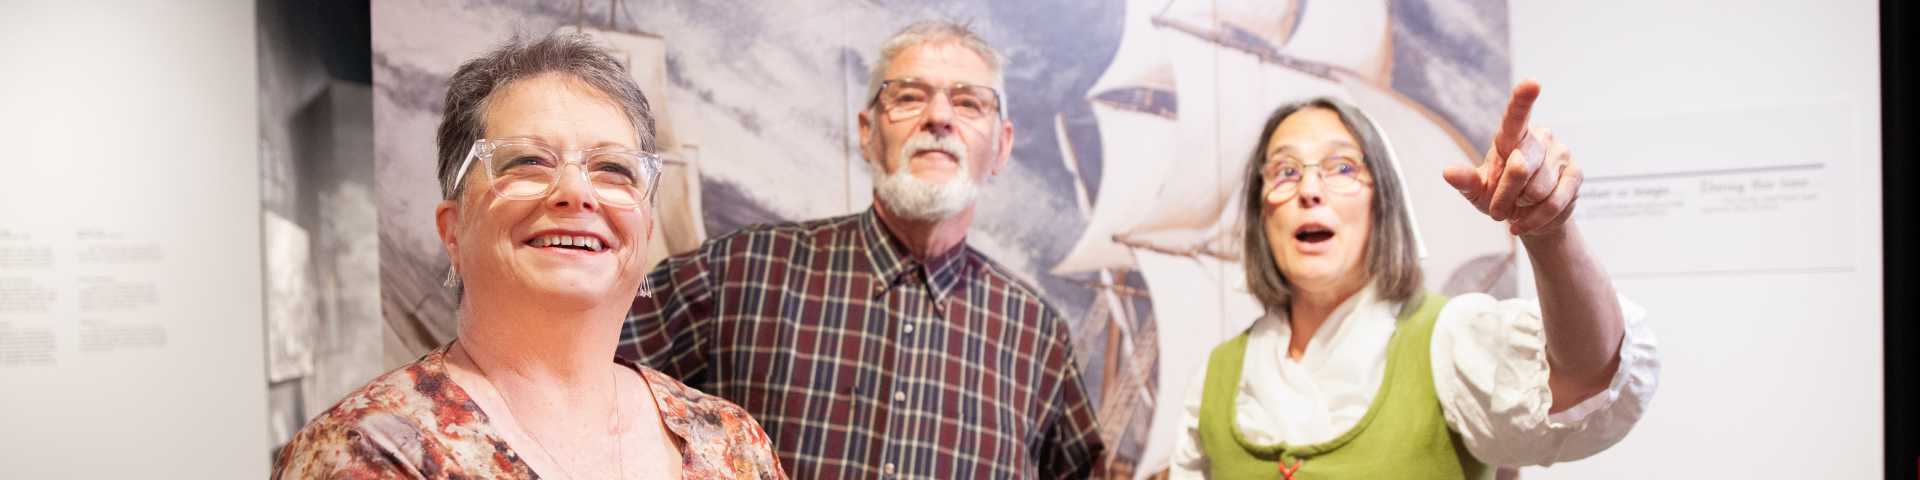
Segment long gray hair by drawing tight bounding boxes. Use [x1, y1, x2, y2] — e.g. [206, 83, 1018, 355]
[1240, 97, 1423, 311]
[434, 30, 657, 201]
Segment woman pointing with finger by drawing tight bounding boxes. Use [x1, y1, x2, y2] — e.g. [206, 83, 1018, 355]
[1169, 81, 1660, 479]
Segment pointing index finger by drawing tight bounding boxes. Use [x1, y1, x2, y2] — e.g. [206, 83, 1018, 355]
[1492, 78, 1542, 158]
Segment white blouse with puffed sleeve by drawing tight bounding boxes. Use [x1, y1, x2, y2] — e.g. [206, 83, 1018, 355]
[1168, 285, 1660, 478]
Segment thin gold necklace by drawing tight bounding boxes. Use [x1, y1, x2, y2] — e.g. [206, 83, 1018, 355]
[462, 341, 624, 480]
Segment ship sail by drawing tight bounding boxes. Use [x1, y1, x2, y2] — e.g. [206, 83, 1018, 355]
[1052, 0, 1184, 275]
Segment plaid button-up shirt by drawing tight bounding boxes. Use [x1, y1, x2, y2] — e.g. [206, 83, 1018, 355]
[621, 208, 1103, 479]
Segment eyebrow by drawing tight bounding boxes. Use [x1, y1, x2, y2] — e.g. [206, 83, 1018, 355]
[585, 140, 635, 150]
[1267, 139, 1361, 158]
[500, 136, 635, 151]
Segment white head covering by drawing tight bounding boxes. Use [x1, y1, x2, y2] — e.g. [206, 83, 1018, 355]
[1353, 107, 1428, 260]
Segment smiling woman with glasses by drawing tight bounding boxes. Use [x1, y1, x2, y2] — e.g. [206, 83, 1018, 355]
[271, 31, 784, 480]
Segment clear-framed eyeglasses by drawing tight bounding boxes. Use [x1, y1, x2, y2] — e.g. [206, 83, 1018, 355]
[1261, 155, 1373, 201]
[869, 78, 1002, 122]
[451, 137, 663, 210]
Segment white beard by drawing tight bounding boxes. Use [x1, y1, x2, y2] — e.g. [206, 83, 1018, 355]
[872, 132, 979, 221]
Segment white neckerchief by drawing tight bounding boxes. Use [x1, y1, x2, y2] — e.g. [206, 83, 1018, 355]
[1237, 284, 1402, 445]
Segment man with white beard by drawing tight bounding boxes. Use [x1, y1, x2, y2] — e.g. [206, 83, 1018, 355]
[621, 21, 1105, 480]
[872, 132, 978, 222]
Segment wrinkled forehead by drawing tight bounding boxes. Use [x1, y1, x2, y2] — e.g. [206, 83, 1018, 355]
[482, 74, 640, 149]
[885, 41, 996, 87]
[1267, 108, 1361, 158]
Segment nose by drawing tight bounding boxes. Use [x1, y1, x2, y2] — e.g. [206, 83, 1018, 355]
[920, 90, 957, 135]
[1294, 169, 1326, 208]
[546, 159, 599, 212]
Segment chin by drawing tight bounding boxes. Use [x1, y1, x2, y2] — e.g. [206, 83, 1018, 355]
[910, 169, 961, 184]
[543, 284, 624, 308]
[1282, 261, 1350, 286]
[524, 265, 623, 292]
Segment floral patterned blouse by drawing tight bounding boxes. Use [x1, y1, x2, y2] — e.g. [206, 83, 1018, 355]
[271, 345, 786, 479]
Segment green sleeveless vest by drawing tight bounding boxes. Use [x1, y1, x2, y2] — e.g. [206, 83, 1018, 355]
[1197, 291, 1491, 479]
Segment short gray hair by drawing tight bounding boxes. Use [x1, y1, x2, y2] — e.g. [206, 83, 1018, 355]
[435, 30, 657, 201]
[865, 21, 1007, 114]
[1241, 97, 1423, 311]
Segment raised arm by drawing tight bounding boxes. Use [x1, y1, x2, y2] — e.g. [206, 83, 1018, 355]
[1441, 79, 1625, 412]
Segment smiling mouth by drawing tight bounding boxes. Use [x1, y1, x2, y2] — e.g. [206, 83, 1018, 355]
[1294, 225, 1334, 244]
[527, 234, 605, 252]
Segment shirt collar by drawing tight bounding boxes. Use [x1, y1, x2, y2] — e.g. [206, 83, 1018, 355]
[859, 207, 969, 303]
[628, 361, 725, 473]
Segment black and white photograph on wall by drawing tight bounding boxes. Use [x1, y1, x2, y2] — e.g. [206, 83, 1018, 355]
[258, 0, 381, 459]
[369, 0, 1514, 476]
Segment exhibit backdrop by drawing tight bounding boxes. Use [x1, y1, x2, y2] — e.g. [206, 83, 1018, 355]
[258, 0, 383, 457]
[371, 0, 1514, 475]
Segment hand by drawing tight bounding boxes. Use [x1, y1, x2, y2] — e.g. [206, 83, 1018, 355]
[1442, 78, 1583, 237]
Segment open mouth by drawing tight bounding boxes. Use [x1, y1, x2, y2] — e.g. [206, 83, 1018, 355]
[1294, 225, 1334, 244]
[527, 234, 605, 252]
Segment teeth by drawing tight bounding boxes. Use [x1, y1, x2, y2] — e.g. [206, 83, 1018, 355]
[529, 235, 604, 251]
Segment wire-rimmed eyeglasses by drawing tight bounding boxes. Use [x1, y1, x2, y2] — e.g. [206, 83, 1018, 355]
[869, 78, 1002, 122]
[1261, 155, 1373, 201]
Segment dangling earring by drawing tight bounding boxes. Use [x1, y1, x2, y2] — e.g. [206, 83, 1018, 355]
[443, 265, 460, 288]
[636, 273, 654, 298]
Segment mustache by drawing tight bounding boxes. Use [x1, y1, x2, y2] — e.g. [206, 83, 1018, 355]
[898, 133, 969, 166]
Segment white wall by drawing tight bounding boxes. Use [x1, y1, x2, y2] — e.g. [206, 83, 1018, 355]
[1512, 0, 1881, 477]
[0, 1, 268, 478]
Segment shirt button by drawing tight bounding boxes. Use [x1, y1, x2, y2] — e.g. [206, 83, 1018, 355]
[903, 323, 915, 334]
[893, 391, 906, 402]
[884, 462, 896, 475]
